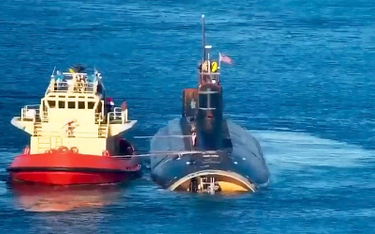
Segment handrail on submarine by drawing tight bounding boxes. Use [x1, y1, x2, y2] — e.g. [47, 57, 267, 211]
[198, 72, 220, 85]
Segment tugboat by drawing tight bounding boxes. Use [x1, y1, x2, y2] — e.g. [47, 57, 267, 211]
[7, 65, 141, 185]
[150, 16, 269, 193]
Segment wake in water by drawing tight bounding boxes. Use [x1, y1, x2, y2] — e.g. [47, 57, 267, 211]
[254, 130, 372, 167]
[251, 130, 375, 190]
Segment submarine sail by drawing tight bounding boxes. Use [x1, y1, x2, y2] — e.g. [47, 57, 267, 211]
[150, 15, 269, 193]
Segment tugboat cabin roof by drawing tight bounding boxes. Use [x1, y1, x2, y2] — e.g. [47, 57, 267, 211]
[46, 70, 105, 98]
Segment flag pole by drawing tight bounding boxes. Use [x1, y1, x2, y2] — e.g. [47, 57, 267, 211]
[218, 52, 221, 70]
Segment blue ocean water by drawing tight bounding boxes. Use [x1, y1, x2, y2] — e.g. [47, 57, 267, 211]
[0, 0, 375, 233]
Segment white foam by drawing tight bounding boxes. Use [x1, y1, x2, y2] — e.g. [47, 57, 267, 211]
[246, 130, 375, 189]
[251, 130, 374, 171]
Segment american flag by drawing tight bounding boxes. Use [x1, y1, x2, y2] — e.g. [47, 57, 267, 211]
[219, 53, 233, 64]
[121, 101, 128, 110]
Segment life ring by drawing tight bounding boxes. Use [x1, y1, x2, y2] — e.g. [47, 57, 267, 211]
[70, 147, 79, 154]
[58, 146, 69, 152]
[23, 146, 30, 155]
[50, 148, 57, 153]
[102, 150, 110, 157]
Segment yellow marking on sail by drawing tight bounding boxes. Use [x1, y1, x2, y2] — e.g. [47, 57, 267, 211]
[211, 61, 218, 72]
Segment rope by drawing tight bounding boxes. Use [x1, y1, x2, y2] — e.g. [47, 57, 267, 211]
[111, 150, 222, 158]
[134, 135, 192, 139]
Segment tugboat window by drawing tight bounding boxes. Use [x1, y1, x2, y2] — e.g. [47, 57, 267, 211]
[48, 100, 56, 108]
[58, 101, 65, 108]
[78, 101, 85, 109]
[68, 101, 75, 109]
[88, 102, 95, 109]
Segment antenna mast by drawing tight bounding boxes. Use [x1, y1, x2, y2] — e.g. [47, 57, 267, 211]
[201, 15, 206, 62]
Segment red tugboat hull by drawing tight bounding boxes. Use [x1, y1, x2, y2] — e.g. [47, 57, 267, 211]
[7, 151, 141, 185]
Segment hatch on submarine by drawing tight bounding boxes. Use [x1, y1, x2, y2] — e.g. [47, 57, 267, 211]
[150, 15, 270, 194]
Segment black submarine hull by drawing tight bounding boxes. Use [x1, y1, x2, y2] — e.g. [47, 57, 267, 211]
[150, 118, 269, 193]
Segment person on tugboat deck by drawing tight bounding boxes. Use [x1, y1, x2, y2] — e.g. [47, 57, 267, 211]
[105, 97, 115, 118]
[69, 64, 85, 73]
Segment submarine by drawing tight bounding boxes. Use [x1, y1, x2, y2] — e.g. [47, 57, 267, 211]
[150, 15, 270, 193]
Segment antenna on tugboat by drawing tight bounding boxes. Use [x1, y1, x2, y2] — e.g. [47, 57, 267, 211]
[51, 66, 56, 77]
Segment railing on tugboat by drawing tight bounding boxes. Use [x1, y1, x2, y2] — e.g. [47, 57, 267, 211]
[37, 130, 106, 138]
[20, 103, 129, 138]
[94, 108, 128, 124]
[21, 105, 48, 123]
[21, 104, 40, 122]
[46, 80, 97, 95]
[95, 107, 129, 138]
[107, 107, 128, 123]
[46, 72, 101, 95]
